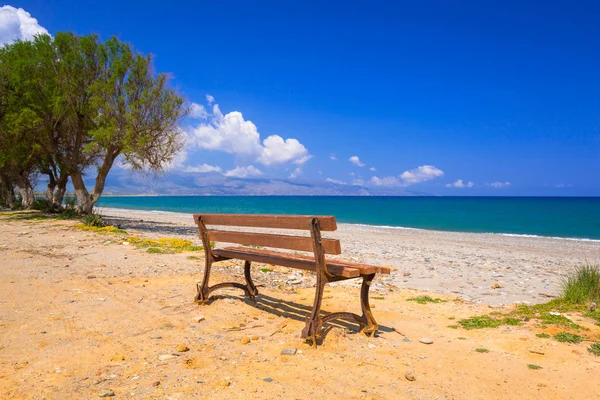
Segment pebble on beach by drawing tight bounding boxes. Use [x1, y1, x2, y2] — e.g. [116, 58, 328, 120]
[176, 344, 189, 352]
[404, 371, 416, 381]
[419, 338, 434, 344]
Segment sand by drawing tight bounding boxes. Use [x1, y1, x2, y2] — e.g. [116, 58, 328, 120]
[1, 209, 599, 399]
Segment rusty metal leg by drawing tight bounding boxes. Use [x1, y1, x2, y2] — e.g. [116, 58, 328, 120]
[195, 258, 212, 304]
[243, 260, 258, 300]
[301, 277, 326, 346]
[360, 273, 378, 336]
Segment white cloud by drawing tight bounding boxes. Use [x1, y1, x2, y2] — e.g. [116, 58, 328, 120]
[206, 94, 215, 104]
[288, 167, 302, 179]
[400, 165, 444, 184]
[330, 154, 337, 161]
[183, 163, 221, 173]
[369, 165, 444, 187]
[369, 167, 376, 171]
[0, 6, 48, 46]
[187, 98, 310, 166]
[446, 179, 474, 188]
[349, 156, 365, 167]
[326, 177, 347, 185]
[258, 135, 312, 166]
[488, 181, 511, 188]
[370, 176, 400, 186]
[223, 165, 262, 178]
[188, 103, 208, 119]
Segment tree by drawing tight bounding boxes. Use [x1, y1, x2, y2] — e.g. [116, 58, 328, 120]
[68, 35, 184, 214]
[0, 40, 45, 210]
[0, 32, 185, 214]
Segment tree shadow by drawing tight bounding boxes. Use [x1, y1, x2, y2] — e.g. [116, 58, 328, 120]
[102, 215, 197, 237]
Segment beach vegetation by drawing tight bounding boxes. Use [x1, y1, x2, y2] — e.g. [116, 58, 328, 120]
[406, 296, 446, 304]
[77, 224, 128, 235]
[528, 364, 542, 370]
[561, 263, 600, 304]
[260, 267, 273, 273]
[458, 315, 522, 330]
[536, 333, 551, 338]
[588, 343, 600, 356]
[553, 332, 583, 344]
[475, 348, 489, 353]
[82, 212, 106, 228]
[127, 236, 203, 254]
[538, 313, 582, 329]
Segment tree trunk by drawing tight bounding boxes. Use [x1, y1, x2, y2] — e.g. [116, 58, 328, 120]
[70, 171, 93, 215]
[52, 174, 68, 211]
[46, 173, 57, 203]
[15, 172, 35, 210]
[0, 175, 16, 209]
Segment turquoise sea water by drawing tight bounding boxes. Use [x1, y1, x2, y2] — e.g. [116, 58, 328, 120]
[96, 196, 600, 240]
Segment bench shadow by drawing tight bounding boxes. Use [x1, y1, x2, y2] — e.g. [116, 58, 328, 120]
[207, 292, 394, 344]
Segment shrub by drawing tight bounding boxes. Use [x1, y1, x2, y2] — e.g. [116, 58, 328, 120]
[82, 212, 106, 227]
[32, 197, 51, 212]
[588, 343, 600, 356]
[561, 263, 600, 304]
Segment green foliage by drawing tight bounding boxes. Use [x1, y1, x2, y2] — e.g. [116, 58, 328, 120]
[82, 212, 106, 227]
[458, 315, 522, 330]
[561, 263, 600, 304]
[553, 332, 583, 344]
[260, 268, 273, 273]
[588, 343, 600, 356]
[539, 313, 582, 329]
[0, 32, 185, 215]
[536, 333, 551, 338]
[406, 296, 446, 304]
[528, 364, 542, 370]
[32, 198, 52, 212]
[475, 348, 489, 353]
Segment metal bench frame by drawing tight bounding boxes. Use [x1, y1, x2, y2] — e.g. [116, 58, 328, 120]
[193, 214, 384, 345]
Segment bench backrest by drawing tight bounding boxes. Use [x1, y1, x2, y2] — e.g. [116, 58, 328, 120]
[193, 214, 341, 255]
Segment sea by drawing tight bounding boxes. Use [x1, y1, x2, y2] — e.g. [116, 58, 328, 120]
[96, 196, 600, 241]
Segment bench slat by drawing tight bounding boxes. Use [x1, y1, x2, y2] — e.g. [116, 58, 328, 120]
[213, 246, 391, 276]
[207, 230, 342, 255]
[194, 214, 337, 231]
[213, 247, 360, 278]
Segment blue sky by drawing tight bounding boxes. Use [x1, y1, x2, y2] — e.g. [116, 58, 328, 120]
[3, 1, 600, 195]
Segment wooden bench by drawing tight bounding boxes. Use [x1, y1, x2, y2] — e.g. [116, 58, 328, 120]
[192, 214, 391, 345]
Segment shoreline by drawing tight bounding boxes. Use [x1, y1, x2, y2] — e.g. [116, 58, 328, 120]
[99, 206, 600, 306]
[98, 206, 600, 242]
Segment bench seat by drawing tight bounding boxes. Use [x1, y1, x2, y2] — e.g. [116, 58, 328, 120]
[214, 246, 391, 278]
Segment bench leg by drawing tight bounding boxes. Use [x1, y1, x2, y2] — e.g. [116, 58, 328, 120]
[301, 278, 326, 346]
[305, 273, 379, 341]
[244, 260, 259, 301]
[195, 258, 213, 304]
[359, 273, 378, 336]
[195, 258, 258, 304]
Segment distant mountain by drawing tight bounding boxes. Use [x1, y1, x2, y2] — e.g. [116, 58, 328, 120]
[92, 169, 424, 196]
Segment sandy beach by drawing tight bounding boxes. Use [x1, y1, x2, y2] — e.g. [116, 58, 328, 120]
[101, 207, 600, 306]
[1, 209, 599, 399]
